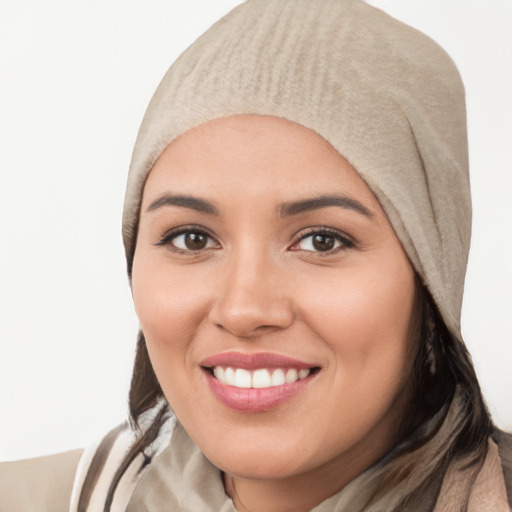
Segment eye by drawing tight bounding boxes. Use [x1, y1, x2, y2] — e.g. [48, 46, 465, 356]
[172, 232, 216, 251]
[157, 227, 219, 252]
[291, 229, 354, 253]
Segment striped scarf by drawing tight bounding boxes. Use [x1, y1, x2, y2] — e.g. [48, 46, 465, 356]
[68, 391, 511, 512]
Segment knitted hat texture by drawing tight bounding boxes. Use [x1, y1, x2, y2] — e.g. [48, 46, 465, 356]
[122, 0, 471, 341]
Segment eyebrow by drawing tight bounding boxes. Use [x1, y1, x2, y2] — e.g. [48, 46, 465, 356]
[147, 194, 220, 216]
[279, 194, 373, 218]
[146, 193, 373, 219]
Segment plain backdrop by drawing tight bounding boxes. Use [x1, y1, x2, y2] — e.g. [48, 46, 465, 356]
[0, 0, 511, 461]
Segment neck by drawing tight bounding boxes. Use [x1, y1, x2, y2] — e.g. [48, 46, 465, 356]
[223, 387, 410, 512]
[223, 430, 398, 512]
[224, 468, 350, 512]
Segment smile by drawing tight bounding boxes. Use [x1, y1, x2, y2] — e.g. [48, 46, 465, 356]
[212, 366, 310, 389]
[200, 352, 319, 412]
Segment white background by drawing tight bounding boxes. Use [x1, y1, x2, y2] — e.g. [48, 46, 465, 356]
[0, 0, 511, 461]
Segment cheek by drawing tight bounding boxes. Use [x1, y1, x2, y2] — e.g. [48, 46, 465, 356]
[131, 252, 210, 365]
[297, 258, 416, 390]
[131, 255, 211, 415]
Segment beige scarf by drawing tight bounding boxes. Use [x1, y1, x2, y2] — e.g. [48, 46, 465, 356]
[70, 1, 511, 510]
[68, 403, 510, 511]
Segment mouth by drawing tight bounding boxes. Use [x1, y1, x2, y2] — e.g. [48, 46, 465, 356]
[200, 352, 320, 412]
[205, 366, 316, 388]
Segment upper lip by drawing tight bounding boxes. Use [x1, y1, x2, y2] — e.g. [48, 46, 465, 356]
[200, 351, 317, 370]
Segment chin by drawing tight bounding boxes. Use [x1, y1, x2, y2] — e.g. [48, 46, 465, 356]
[206, 446, 310, 480]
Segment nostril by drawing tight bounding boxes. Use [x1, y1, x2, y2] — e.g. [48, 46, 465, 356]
[212, 321, 288, 339]
[209, 304, 293, 338]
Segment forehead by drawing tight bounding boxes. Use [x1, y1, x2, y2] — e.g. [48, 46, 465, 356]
[143, 115, 381, 211]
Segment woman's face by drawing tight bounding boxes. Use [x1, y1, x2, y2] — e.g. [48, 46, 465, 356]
[132, 115, 417, 484]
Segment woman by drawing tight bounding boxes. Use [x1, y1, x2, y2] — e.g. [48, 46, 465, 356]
[1, 0, 510, 510]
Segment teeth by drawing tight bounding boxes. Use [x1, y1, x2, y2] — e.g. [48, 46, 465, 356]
[234, 369, 252, 388]
[271, 369, 285, 386]
[253, 368, 272, 388]
[285, 368, 298, 384]
[212, 366, 311, 389]
[225, 367, 236, 386]
[298, 369, 309, 380]
[213, 367, 225, 381]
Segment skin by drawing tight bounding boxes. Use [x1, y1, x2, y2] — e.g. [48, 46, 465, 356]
[131, 115, 417, 512]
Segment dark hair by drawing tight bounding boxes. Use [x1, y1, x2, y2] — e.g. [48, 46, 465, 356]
[103, 277, 494, 510]
[75, 273, 504, 512]
[400, 279, 492, 457]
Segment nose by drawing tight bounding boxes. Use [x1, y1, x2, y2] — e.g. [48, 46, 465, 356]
[208, 251, 294, 338]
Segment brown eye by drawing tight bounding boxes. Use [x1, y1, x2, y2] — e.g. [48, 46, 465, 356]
[183, 232, 208, 250]
[162, 230, 218, 251]
[311, 234, 336, 251]
[293, 230, 353, 253]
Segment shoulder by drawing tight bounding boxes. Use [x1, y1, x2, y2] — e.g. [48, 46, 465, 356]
[467, 435, 511, 510]
[0, 449, 82, 512]
[434, 434, 512, 511]
[494, 428, 512, 506]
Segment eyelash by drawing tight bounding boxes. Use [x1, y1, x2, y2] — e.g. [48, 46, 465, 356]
[290, 227, 355, 254]
[155, 226, 355, 254]
[155, 225, 219, 254]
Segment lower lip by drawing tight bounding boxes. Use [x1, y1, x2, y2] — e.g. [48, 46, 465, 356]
[203, 370, 315, 412]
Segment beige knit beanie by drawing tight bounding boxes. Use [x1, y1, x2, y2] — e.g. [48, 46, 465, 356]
[122, 0, 471, 342]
